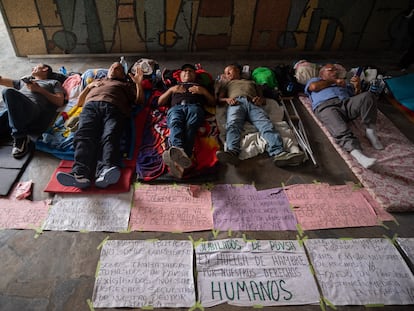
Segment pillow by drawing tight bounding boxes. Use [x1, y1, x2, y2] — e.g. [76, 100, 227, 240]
[294, 60, 320, 85]
[80, 69, 108, 88]
[294, 61, 348, 84]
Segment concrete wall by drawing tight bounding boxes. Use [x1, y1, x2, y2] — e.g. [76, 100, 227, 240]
[0, 0, 412, 56]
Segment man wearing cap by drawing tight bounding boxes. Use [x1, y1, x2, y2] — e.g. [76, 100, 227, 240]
[158, 64, 215, 179]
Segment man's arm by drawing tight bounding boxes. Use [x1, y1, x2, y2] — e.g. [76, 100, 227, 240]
[187, 85, 215, 106]
[217, 84, 237, 106]
[0, 76, 15, 88]
[76, 84, 93, 107]
[26, 81, 65, 107]
[129, 67, 144, 105]
[307, 78, 346, 92]
[158, 85, 184, 106]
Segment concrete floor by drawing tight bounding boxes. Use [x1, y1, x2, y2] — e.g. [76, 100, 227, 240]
[1, 16, 414, 311]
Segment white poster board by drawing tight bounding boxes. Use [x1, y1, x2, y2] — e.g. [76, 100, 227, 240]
[42, 191, 132, 232]
[195, 238, 320, 307]
[92, 240, 195, 308]
[397, 238, 414, 265]
[305, 238, 414, 306]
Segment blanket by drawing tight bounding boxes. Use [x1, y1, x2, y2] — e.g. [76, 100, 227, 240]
[299, 95, 414, 212]
[35, 70, 141, 160]
[136, 92, 220, 181]
[385, 74, 414, 122]
[385, 73, 414, 112]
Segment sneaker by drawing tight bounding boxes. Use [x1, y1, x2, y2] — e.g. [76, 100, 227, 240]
[12, 136, 31, 159]
[216, 150, 240, 166]
[273, 151, 305, 167]
[56, 171, 91, 189]
[95, 166, 121, 188]
[162, 148, 185, 179]
[169, 146, 192, 169]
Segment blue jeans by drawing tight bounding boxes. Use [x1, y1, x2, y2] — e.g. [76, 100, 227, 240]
[2, 88, 56, 138]
[225, 96, 283, 156]
[167, 103, 205, 157]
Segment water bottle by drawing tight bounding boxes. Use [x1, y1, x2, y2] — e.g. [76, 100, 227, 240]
[120, 56, 128, 74]
[369, 77, 384, 95]
[286, 82, 294, 93]
[59, 66, 67, 75]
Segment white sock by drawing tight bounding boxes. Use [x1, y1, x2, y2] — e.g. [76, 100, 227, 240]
[350, 149, 377, 169]
[366, 128, 384, 150]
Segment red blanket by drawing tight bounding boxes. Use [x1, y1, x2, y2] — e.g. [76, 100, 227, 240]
[136, 92, 220, 181]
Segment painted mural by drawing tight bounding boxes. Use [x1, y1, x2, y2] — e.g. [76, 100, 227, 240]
[0, 0, 411, 56]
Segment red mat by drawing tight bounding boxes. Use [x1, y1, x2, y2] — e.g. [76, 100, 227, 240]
[43, 99, 151, 194]
[44, 160, 134, 194]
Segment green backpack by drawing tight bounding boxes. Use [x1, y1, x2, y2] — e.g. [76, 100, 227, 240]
[252, 67, 278, 89]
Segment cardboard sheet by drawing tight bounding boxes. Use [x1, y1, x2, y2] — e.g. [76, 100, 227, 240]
[92, 240, 195, 308]
[284, 183, 394, 230]
[130, 184, 213, 232]
[0, 144, 33, 196]
[195, 238, 320, 307]
[211, 184, 297, 231]
[42, 191, 132, 232]
[305, 238, 414, 306]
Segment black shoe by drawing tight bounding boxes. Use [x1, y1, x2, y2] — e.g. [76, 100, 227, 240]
[56, 171, 91, 189]
[95, 166, 121, 188]
[169, 146, 192, 169]
[216, 150, 240, 166]
[162, 148, 185, 179]
[12, 136, 31, 159]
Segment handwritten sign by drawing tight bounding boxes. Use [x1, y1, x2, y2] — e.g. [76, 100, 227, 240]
[42, 191, 132, 232]
[397, 238, 414, 266]
[0, 198, 50, 229]
[284, 183, 382, 230]
[212, 184, 297, 231]
[305, 238, 414, 305]
[130, 184, 213, 232]
[195, 238, 320, 307]
[92, 240, 195, 308]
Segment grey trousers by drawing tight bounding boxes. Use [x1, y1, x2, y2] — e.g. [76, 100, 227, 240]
[314, 92, 378, 152]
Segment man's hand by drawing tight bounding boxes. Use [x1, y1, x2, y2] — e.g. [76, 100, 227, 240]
[129, 66, 144, 84]
[170, 84, 186, 94]
[225, 97, 240, 106]
[350, 76, 361, 94]
[188, 85, 204, 94]
[25, 81, 42, 93]
[333, 78, 346, 87]
[252, 96, 265, 106]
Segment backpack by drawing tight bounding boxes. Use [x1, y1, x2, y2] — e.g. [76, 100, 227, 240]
[130, 58, 160, 78]
[251, 67, 278, 89]
[272, 64, 303, 96]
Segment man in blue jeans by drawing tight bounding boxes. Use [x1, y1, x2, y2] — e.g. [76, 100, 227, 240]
[0, 64, 65, 158]
[216, 64, 304, 167]
[158, 64, 215, 178]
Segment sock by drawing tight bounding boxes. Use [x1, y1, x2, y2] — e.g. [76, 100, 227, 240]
[350, 149, 377, 169]
[366, 128, 384, 150]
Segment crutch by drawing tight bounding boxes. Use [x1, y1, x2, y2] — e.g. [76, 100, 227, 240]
[280, 96, 318, 167]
